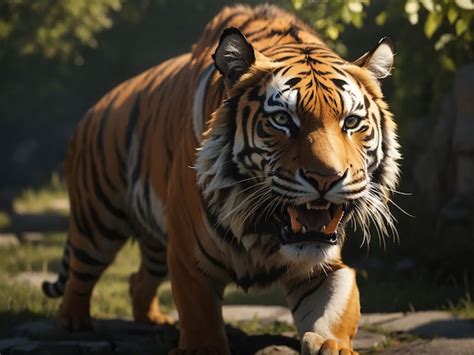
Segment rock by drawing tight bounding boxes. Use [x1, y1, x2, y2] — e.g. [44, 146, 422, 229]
[255, 345, 298, 354]
[0, 233, 19, 248]
[380, 338, 474, 355]
[353, 329, 386, 351]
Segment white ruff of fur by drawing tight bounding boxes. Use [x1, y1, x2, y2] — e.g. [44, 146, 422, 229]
[195, 74, 401, 274]
[196, 117, 341, 273]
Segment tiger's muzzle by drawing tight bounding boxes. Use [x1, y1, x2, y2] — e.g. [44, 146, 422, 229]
[280, 199, 346, 245]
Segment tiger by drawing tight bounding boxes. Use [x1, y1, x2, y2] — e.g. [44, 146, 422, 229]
[42, 4, 400, 354]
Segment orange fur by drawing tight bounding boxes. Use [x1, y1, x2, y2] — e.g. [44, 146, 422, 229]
[43, 4, 399, 354]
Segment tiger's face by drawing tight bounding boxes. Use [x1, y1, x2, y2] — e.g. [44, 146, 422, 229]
[197, 28, 400, 266]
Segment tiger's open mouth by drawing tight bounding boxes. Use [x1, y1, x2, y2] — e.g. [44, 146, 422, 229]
[280, 200, 345, 245]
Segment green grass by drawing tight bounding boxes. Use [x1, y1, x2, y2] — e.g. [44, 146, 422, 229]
[0, 211, 11, 229]
[0, 233, 175, 335]
[13, 172, 69, 215]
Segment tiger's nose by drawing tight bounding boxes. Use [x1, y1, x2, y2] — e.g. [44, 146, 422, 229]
[303, 169, 347, 193]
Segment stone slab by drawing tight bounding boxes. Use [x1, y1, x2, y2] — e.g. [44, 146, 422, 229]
[11, 309, 474, 354]
[353, 329, 386, 351]
[360, 312, 405, 326]
[0, 337, 31, 351]
[378, 311, 474, 338]
[15, 318, 168, 340]
[380, 338, 474, 355]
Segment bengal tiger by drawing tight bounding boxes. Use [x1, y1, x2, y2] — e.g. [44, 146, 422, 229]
[42, 4, 400, 354]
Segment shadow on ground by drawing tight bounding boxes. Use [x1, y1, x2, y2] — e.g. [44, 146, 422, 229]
[0, 317, 300, 355]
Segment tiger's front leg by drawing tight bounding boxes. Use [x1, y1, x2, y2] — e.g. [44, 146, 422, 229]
[284, 267, 360, 355]
[166, 162, 230, 354]
[167, 227, 229, 354]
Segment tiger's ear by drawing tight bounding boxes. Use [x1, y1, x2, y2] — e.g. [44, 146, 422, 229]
[353, 37, 394, 80]
[213, 27, 256, 87]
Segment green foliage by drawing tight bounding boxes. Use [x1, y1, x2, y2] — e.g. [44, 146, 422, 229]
[287, 0, 472, 70]
[0, 0, 122, 62]
[284, 0, 473, 137]
[402, 0, 472, 71]
[288, 0, 370, 55]
[13, 172, 68, 215]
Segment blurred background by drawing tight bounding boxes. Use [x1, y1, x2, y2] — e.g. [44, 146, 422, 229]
[0, 0, 473, 333]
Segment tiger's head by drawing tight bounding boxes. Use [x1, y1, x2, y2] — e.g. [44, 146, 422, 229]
[196, 28, 401, 267]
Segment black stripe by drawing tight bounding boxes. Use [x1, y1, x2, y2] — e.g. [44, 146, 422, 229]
[90, 148, 128, 220]
[71, 199, 97, 248]
[88, 201, 128, 242]
[140, 237, 166, 254]
[237, 266, 287, 291]
[97, 99, 118, 192]
[58, 272, 68, 284]
[195, 232, 229, 274]
[142, 247, 167, 266]
[144, 265, 167, 278]
[131, 116, 152, 184]
[71, 268, 98, 282]
[70, 244, 106, 266]
[72, 290, 90, 297]
[291, 277, 326, 314]
[125, 94, 140, 152]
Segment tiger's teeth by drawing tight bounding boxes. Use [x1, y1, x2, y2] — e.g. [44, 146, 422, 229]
[302, 226, 307, 233]
[319, 225, 326, 233]
[306, 202, 311, 210]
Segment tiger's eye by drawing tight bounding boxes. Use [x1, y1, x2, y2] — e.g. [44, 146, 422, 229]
[273, 112, 290, 126]
[344, 115, 361, 129]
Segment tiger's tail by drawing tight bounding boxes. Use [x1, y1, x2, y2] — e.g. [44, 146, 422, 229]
[42, 241, 70, 298]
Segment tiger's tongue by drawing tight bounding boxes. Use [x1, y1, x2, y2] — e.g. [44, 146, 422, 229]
[287, 207, 331, 233]
[297, 207, 331, 233]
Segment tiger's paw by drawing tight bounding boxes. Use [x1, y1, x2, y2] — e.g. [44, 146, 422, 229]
[56, 310, 92, 332]
[142, 310, 174, 325]
[55, 296, 93, 332]
[131, 293, 174, 325]
[301, 332, 358, 355]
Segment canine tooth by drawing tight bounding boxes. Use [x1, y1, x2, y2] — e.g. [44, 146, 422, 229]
[319, 225, 326, 233]
[306, 202, 311, 210]
[302, 226, 307, 233]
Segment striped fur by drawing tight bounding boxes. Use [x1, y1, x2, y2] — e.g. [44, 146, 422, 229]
[44, 4, 400, 353]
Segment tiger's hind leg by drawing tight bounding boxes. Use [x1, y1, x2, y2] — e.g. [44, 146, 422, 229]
[129, 236, 173, 325]
[54, 206, 129, 331]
